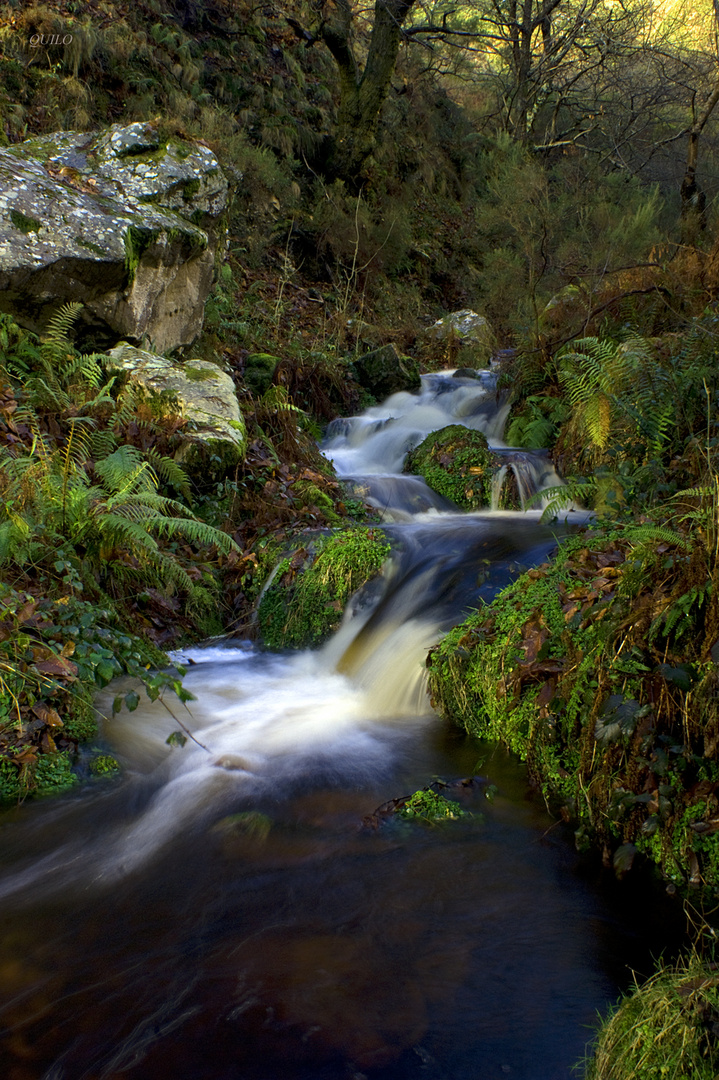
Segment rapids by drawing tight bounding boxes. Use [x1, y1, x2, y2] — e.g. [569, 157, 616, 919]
[0, 370, 675, 1079]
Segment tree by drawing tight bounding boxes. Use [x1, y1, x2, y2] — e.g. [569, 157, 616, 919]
[289, 0, 420, 182]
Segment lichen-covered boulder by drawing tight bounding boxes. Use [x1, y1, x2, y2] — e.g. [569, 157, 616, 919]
[404, 425, 502, 510]
[352, 343, 420, 399]
[0, 122, 229, 352]
[108, 343, 245, 474]
[424, 310, 496, 367]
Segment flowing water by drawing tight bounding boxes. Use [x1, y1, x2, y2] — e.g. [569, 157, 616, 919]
[0, 371, 677, 1079]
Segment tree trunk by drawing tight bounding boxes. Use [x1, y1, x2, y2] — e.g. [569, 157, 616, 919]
[680, 0, 719, 239]
[320, 0, 416, 184]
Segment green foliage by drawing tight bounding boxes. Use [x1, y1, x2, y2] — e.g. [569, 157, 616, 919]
[556, 335, 670, 457]
[33, 750, 78, 795]
[257, 527, 391, 649]
[0, 438, 236, 610]
[397, 787, 468, 823]
[470, 141, 662, 339]
[505, 395, 570, 449]
[428, 521, 719, 888]
[89, 754, 120, 777]
[0, 750, 78, 805]
[585, 956, 719, 1080]
[2, 302, 115, 416]
[62, 691, 98, 743]
[404, 426, 500, 509]
[0, 308, 237, 614]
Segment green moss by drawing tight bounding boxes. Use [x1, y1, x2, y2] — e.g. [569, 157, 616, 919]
[257, 526, 392, 649]
[182, 178, 201, 200]
[123, 224, 158, 284]
[293, 481, 343, 525]
[404, 425, 502, 509]
[89, 754, 121, 777]
[428, 524, 719, 889]
[243, 353, 279, 397]
[74, 236, 107, 256]
[585, 956, 719, 1080]
[183, 364, 217, 382]
[10, 209, 41, 234]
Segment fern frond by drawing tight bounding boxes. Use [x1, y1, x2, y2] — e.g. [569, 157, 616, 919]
[89, 429, 119, 460]
[41, 303, 83, 349]
[95, 446, 157, 496]
[145, 510, 238, 554]
[144, 450, 192, 500]
[623, 524, 692, 551]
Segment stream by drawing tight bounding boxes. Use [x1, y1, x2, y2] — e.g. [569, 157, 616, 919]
[0, 370, 678, 1079]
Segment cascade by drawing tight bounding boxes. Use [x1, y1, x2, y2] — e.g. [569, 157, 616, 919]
[0, 369, 670, 1080]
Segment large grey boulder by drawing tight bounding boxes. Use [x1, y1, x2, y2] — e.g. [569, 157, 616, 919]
[0, 122, 229, 353]
[108, 343, 245, 475]
[352, 343, 421, 398]
[424, 310, 496, 366]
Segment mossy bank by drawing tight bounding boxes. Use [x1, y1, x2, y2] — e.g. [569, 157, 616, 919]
[428, 521, 719, 893]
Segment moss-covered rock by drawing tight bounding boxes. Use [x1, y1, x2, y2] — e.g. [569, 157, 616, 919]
[352, 344, 420, 399]
[404, 425, 500, 509]
[257, 526, 392, 649]
[423, 310, 496, 367]
[427, 523, 719, 891]
[243, 353, 279, 397]
[108, 344, 245, 478]
[0, 122, 227, 352]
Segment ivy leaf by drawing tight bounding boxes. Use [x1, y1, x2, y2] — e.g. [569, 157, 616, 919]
[658, 663, 698, 692]
[613, 843, 638, 879]
[595, 695, 649, 746]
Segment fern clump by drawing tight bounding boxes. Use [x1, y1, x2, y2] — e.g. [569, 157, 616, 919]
[556, 335, 673, 460]
[0, 307, 238, 617]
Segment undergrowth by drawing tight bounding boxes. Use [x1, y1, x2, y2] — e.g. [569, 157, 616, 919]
[585, 954, 719, 1080]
